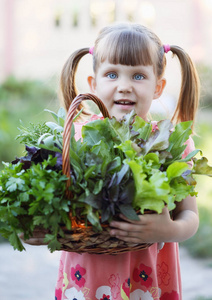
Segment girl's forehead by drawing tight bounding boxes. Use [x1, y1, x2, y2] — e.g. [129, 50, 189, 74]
[99, 60, 154, 71]
[94, 33, 158, 71]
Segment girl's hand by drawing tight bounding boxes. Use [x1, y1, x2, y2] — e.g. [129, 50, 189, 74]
[109, 195, 199, 244]
[109, 207, 173, 244]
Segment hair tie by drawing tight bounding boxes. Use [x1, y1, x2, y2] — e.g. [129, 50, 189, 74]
[163, 44, 171, 53]
[89, 46, 94, 55]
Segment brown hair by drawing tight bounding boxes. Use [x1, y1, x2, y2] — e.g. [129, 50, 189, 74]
[60, 47, 90, 114]
[60, 23, 200, 125]
[169, 45, 200, 125]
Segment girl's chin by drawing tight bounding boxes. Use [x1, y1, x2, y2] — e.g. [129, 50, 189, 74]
[113, 112, 128, 120]
[112, 108, 134, 120]
[112, 110, 148, 122]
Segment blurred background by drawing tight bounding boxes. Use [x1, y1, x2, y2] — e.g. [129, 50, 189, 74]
[0, 0, 212, 299]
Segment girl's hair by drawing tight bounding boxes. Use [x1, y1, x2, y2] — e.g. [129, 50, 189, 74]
[60, 23, 200, 124]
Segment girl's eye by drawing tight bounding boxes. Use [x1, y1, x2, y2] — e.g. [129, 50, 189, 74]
[107, 72, 117, 79]
[134, 74, 144, 80]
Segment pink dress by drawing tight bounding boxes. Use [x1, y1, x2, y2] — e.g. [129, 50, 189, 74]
[55, 117, 195, 300]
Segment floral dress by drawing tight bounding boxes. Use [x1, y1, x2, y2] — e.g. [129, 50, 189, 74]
[55, 116, 195, 300]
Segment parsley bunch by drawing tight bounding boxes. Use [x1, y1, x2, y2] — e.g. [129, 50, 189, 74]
[0, 157, 69, 251]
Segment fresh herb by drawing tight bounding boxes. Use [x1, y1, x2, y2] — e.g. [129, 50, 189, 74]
[0, 107, 212, 252]
[0, 157, 68, 252]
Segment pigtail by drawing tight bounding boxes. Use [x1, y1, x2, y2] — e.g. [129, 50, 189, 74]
[169, 46, 200, 127]
[60, 47, 91, 115]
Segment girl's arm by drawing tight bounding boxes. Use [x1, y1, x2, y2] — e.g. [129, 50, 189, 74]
[170, 195, 199, 242]
[109, 195, 199, 244]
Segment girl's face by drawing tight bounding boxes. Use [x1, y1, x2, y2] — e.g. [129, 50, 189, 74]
[88, 60, 166, 121]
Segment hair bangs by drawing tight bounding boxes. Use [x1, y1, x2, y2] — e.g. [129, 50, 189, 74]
[99, 30, 154, 67]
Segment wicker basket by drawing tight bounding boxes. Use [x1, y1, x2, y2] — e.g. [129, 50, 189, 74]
[43, 93, 153, 254]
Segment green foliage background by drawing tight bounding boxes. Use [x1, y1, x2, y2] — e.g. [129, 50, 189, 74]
[0, 73, 212, 258]
[0, 76, 59, 164]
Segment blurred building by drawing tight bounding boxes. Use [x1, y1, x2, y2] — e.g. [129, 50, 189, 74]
[1, 0, 212, 84]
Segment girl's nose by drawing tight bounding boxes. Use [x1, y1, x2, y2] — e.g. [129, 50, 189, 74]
[117, 78, 132, 93]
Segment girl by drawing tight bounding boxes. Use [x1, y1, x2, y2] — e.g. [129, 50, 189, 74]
[57, 22, 200, 300]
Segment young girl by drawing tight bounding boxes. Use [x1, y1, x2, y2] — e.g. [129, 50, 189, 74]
[56, 22, 200, 300]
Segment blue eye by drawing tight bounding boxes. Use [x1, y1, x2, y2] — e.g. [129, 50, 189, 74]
[134, 74, 144, 80]
[107, 72, 117, 79]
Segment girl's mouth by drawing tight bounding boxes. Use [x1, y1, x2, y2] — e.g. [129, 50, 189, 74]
[114, 100, 135, 106]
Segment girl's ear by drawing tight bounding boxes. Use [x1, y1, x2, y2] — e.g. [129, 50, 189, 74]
[87, 75, 96, 93]
[153, 78, 166, 99]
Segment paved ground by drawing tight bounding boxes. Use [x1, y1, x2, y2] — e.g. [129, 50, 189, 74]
[0, 243, 59, 300]
[0, 243, 212, 300]
[180, 247, 212, 300]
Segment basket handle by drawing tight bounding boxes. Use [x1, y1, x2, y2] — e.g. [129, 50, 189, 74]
[62, 93, 111, 198]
